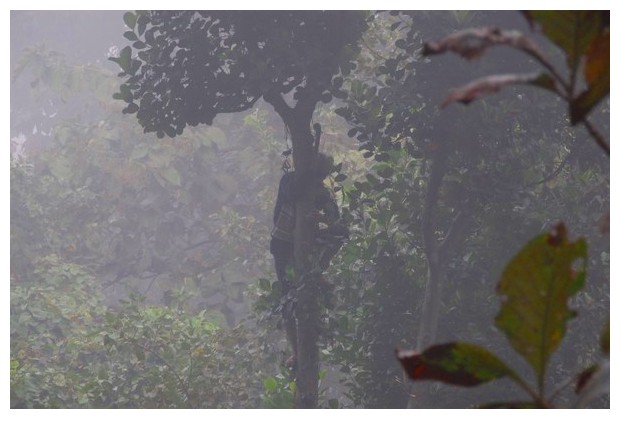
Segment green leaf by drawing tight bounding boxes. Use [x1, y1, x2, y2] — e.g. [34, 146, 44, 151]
[396, 342, 514, 387]
[123, 12, 137, 29]
[263, 376, 278, 391]
[136, 14, 148, 36]
[118, 84, 133, 103]
[320, 92, 333, 103]
[161, 166, 182, 187]
[123, 30, 138, 41]
[374, 152, 390, 162]
[376, 166, 394, 179]
[130, 145, 149, 160]
[122, 103, 139, 114]
[395, 39, 407, 50]
[525, 11, 602, 72]
[205, 127, 227, 145]
[134, 345, 145, 362]
[117, 46, 132, 73]
[52, 373, 66, 387]
[327, 398, 340, 408]
[495, 223, 586, 390]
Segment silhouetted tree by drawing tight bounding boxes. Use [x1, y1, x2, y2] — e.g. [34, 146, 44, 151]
[111, 10, 368, 408]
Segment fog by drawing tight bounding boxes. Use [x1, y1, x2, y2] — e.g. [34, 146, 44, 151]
[10, 11, 609, 410]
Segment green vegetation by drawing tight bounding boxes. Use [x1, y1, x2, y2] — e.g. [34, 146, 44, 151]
[11, 11, 608, 408]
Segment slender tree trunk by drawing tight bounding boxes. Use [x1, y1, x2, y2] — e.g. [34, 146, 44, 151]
[265, 90, 321, 408]
[417, 146, 448, 351]
[290, 122, 320, 408]
[408, 142, 449, 409]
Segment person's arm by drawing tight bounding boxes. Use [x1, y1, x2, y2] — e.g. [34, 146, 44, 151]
[273, 173, 293, 224]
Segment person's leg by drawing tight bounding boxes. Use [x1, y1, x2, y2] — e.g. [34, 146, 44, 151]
[270, 238, 297, 366]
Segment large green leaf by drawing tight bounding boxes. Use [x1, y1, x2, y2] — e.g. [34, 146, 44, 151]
[524, 11, 602, 72]
[123, 12, 137, 29]
[495, 223, 586, 391]
[396, 342, 514, 387]
[524, 11, 609, 124]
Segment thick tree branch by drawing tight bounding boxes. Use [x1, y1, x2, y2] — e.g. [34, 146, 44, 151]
[263, 91, 294, 125]
[216, 95, 261, 114]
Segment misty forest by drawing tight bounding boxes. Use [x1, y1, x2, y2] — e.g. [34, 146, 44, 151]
[10, 11, 609, 409]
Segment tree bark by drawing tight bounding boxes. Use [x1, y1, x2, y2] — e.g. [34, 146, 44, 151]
[407, 141, 449, 409]
[290, 122, 320, 408]
[416, 145, 448, 351]
[265, 91, 321, 408]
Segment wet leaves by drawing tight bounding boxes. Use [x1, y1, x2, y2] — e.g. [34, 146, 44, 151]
[396, 342, 513, 387]
[495, 223, 586, 388]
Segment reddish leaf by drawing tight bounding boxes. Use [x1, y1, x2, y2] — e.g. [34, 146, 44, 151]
[396, 342, 513, 387]
[584, 31, 610, 87]
[570, 31, 610, 124]
[575, 360, 609, 407]
[576, 365, 597, 394]
[422, 27, 545, 62]
[440, 73, 544, 108]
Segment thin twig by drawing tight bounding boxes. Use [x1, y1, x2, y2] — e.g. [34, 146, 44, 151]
[525, 150, 574, 187]
[133, 341, 195, 408]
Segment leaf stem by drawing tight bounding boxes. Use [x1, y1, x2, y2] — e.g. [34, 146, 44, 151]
[583, 118, 610, 156]
[507, 371, 551, 408]
[548, 374, 576, 403]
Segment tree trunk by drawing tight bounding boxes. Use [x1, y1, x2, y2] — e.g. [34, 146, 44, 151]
[265, 91, 321, 408]
[408, 141, 449, 409]
[417, 145, 448, 350]
[289, 120, 320, 408]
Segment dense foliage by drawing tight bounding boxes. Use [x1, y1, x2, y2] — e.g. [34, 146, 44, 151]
[10, 49, 284, 408]
[111, 11, 367, 138]
[391, 10, 609, 408]
[11, 10, 608, 409]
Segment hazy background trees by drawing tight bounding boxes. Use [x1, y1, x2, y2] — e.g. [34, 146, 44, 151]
[10, 10, 608, 409]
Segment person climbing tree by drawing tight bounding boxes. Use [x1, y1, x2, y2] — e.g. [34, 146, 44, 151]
[270, 152, 348, 368]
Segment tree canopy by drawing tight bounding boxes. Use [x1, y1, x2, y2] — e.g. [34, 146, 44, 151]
[112, 11, 368, 137]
